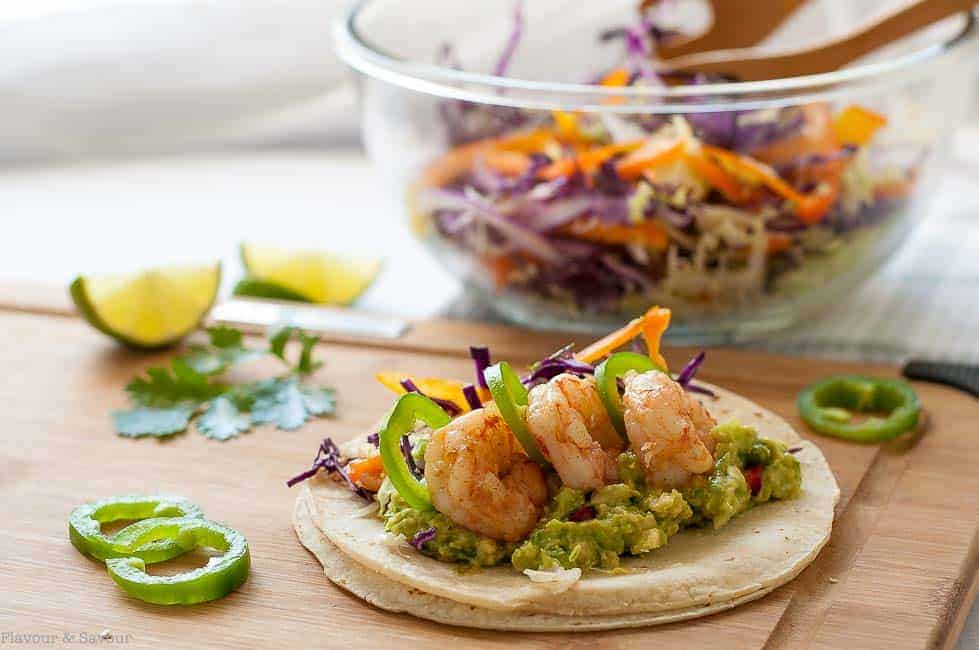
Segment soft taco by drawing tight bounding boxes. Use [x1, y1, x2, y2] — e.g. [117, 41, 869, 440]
[290, 307, 839, 630]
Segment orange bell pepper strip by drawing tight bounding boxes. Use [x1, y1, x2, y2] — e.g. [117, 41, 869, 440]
[553, 111, 583, 144]
[577, 306, 671, 371]
[600, 67, 631, 105]
[560, 219, 669, 252]
[833, 105, 887, 147]
[600, 68, 631, 87]
[347, 455, 385, 491]
[684, 152, 755, 204]
[375, 372, 472, 413]
[702, 145, 839, 223]
[616, 140, 686, 180]
[752, 103, 839, 166]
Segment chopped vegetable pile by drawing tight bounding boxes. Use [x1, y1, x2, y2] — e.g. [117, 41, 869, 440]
[413, 2, 919, 317]
[288, 306, 803, 572]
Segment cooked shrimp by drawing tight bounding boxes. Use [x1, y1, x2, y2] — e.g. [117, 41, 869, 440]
[622, 370, 717, 488]
[424, 407, 549, 542]
[526, 374, 623, 491]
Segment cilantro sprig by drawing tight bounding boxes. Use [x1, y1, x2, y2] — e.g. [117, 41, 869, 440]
[113, 326, 335, 440]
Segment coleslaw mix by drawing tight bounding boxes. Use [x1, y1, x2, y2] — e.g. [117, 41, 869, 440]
[410, 4, 918, 319]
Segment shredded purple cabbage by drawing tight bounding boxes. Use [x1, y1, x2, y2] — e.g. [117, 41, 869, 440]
[286, 437, 372, 500]
[600, 254, 654, 291]
[469, 346, 492, 388]
[462, 384, 482, 410]
[366, 432, 379, 447]
[410, 527, 437, 550]
[594, 159, 630, 197]
[399, 378, 463, 416]
[400, 434, 424, 479]
[523, 355, 595, 386]
[674, 351, 716, 397]
[492, 1, 525, 77]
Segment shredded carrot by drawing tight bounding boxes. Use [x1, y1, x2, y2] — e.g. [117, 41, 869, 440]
[616, 140, 685, 180]
[684, 152, 755, 204]
[485, 255, 517, 288]
[484, 149, 532, 176]
[639, 307, 671, 371]
[576, 306, 671, 370]
[375, 372, 471, 412]
[766, 232, 795, 254]
[560, 219, 668, 251]
[494, 128, 560, 153]
[420, 141, 485, 187]
[347, 455, 384, 488]
[575, 139, 646, 174]
[796, 179, 840, 224]
[833, 105, 887, 146]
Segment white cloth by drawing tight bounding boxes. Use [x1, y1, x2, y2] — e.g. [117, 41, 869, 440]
[0, 0, 356, 163]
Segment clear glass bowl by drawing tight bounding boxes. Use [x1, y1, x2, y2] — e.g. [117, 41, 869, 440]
[336, 0, 978, 342]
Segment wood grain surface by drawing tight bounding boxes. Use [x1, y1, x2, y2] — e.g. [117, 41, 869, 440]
[1, 291, 977, 649]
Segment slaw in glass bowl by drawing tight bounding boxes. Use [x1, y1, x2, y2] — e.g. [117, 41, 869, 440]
[336, 0, 978, 341]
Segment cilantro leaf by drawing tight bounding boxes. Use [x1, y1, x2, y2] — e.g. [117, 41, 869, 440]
[269, 326, 295, 362]
[114, 406, 195, 438]
[298, 384, 336, 415]
[296, 332, 323, 375]
[197, 396, 252, 440]
[183, 344, 263, 376]
[126, 359, 225, 408]
[207, 325, 244, 349]
[250, 378, 336, 431]
[115, 324, 334, 441]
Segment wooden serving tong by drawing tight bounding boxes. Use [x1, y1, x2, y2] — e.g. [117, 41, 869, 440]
[646, 0, 976, 81]
[642, 0, 810, 59]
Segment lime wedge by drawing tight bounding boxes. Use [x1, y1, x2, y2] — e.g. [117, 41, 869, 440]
[70, 263, 221, 348]
[240, 243, 381, 305]
[232, 278, 309, 303]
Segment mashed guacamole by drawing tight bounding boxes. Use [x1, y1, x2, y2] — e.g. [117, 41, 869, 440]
[378, 420, 801, 571]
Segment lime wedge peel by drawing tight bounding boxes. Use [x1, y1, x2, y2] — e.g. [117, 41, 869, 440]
[70, 263, 221, 349]
[239, 243, 381, 306]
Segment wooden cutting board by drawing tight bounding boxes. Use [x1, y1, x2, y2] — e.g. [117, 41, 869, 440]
[1, 285, 977, 649]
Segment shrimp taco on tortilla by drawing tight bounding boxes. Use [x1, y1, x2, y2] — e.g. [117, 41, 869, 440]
[290, 307, 839, 631]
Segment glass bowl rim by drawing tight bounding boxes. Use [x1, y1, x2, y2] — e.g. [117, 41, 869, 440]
[334, 1, 977, 112]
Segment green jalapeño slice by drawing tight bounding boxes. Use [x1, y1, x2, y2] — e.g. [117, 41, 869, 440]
[69, 495, 204, 563]
[106, 517, 250, 605]
[378, 392, 452, 511]
[798, 375, 921, 443]
[594, 352, 666, 439]
[483, 362, 550, 468]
